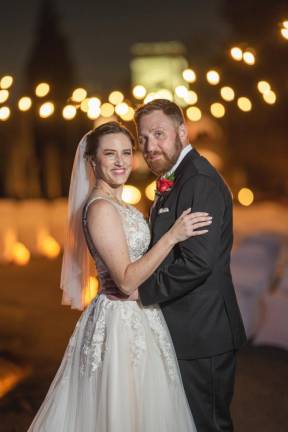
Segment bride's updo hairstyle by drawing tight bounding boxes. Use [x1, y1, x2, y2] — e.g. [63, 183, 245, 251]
[84, 121, 136, 163]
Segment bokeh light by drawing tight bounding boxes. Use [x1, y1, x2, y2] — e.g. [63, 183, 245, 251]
[109, 91, 124, 105]
[145, 181, 156, 201]
[35, 83, 50, 97]
[83, 276, 99, 307]
[184, 90, 198, 105]
[11, 242, 30, 266]
[72, 88, 87, 103]
[120, 106, 135, 122]
[62, 105, 77, 120]
[122, 185, 141, 204]
[220, 86, 235, 102]
[132, 85, 147, 99]
[263, 90, 277, 104]
[115, 102, 129, 116]
[237, 97, 252, 112]
[100, 102, 115, 118]
[39, 102, 55, 118]
[175, 85, 188, 98]
[281, 28, 288, 40]
[186, 106, 202, 122]
[18, 97, 32, 111]
[0, 106, 11, 121]
[257, 81, 271, 94]
[182, 68, 196, 83]
[230, 47, 243, 61]
[0, 89, 9, 103]
[206, 70, 220, 85]
[210, 102, 225, 118]
[0, 75, 13, 89]
[238, 188, 254, 206]
[243, 51, 255, 65]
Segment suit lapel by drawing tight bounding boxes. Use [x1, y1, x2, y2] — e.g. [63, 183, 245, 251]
[150, 148, 201, 226]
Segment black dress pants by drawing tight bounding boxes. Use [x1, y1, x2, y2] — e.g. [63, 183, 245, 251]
[178, 351, 236, 432]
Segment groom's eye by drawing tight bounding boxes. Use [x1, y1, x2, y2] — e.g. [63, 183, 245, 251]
[154, 130, 164, 138]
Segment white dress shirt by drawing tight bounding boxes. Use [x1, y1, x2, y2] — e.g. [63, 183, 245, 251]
[166, 144, 193, 177]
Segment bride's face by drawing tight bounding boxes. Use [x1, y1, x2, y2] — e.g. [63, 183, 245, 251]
[95, 133, 133, 187]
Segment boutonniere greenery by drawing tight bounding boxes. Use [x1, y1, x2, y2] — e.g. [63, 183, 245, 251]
[155, 172, 175, 195]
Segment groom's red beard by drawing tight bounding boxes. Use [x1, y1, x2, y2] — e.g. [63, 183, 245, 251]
[145, 134, 182, 175]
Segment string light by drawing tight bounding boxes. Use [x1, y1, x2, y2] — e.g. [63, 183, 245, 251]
[132, 85, 147, 99]
[238, 188, 254, 206]
[115, 102, 129, 116]
[186, 106, 202, 121]
[243, 51, 255, 65]
[175, 85, 188, 98]
[184, 90, 198, 105]
[206, 70, 220, 85]
[39, 102, 55, 118]
[237, 97, 252, 112]
[18, 97, 32, 111]
[62, 105, 77, 120]
[210, 102, 225, 118]
[182, 68, 196, 83]
[35, 83, 50, 97]
[0, 89, 9, 103]
[263, 90, 277, 104]
[0, 75, 13, 89]
[220, 86, 235, 102]
[109, 91, 124, 105]
[122, 185, 141, 204]
[120, 106, 135, 122]
[230, 47, 243, 61]
[72, 88, 87, 103]
[100, 102, 115, 117]
[0, 106, 10, 121]
[257, 81, 271, 94]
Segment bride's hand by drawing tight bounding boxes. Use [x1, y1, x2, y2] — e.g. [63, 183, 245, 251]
[168, 209, 212, 245]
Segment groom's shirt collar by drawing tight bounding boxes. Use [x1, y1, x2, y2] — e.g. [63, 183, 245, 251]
[165, 144, 193, 177]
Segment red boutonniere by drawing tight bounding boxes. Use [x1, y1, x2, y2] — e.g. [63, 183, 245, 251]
[156, 173, 175, 195]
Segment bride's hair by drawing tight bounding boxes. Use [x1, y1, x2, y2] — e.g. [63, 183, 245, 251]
[84, 121, 136, 162]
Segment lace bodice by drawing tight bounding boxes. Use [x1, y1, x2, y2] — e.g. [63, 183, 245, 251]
[82, 195, 151, 294]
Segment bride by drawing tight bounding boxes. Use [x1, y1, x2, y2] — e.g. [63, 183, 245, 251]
[27, 121, 212, 432]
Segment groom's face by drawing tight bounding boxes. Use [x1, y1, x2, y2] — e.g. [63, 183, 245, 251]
[137, 110, 184, 175]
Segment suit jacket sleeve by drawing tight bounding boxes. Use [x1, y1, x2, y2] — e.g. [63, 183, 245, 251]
[139, 174, 226, 306]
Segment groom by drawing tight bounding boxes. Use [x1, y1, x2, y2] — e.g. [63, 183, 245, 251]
[135, 99, 247, 431]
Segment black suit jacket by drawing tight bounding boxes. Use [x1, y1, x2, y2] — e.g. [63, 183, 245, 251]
[139, 149, 247, 359]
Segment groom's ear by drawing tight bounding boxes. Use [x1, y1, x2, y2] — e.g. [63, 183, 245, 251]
[178, 123, 188, 145]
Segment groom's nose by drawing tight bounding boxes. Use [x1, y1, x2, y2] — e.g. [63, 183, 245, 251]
[146, 136, 158, 153]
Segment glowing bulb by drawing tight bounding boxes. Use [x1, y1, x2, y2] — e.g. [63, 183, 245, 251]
[120, 106, 135, 122]
[0, 75, 13, 89]
[145, 181, 156, 201]
[220, 86, 235, 102]
[39, 102, 55, 118]
[18, 97, 32, 111]
[115, 102, 129, 116]
[281, 28, 288, 39]
[283, 21, 288, 29]
[206, 70, 220, 85]
[12, 242, 30, 266]
[210, 103, 225, 118]
[132, 85, 147, 99]
[184, 90, 198, 105]
[257, 81, 271, 94]
[155, 89, 173, 101]
[62, 105, 77, 120]
[237, 97, 252, 112]
[186, 106, 202, 122]
[238, 188, 254, 206]
[72, 88, 87, 103]
[175, 85, 188, 98]
[230, 47, 243, 61]
[0, 89, 9, 103]
[263, 90, 277, 104]
[0, 106, 10, 121]
[35, 83, 50, 97]
[122, 185, 141, 204]
[80, 98, 89, 112]
[100, 102, 115, 118]
[182, 68, 196, 83]
[109, 91, 124, 105]
[243, 51, 255, 65]
[87, 98, 101, 119]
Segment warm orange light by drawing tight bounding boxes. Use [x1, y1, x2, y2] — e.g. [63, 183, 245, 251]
[35, 82, 50, 97]
[72, 88, 87, 103]
[0, 106, 11, 121]
[182, 68, 196, 83]
[120, 106, 135, 122]
[175, 85, 188, 98]
[220, 86, 235, 102]
[145, 181, 156, 201]
[257, 81, 271, 94]
[63, 104, 77, 120]
[83, 276, 99, 307]
[109, 91, 124, 105]
[184, 90, 198, 105]
[237, 97, 252, 112]
[115, 102, 129, 116]
[238, 188, 254, 206]
[11, 242, 30, 266]
[206, 70, 220, 85]
[0, 75, 13, 89]
[186, 106, 202, 122]
[122, 185, 141, 204]
[39, 102, 55, 118]
[263, 90, 277, 105]
[230, 47, 243, 61]
[243, 51, 255, 65]
[0, 89, 9, 103]
[210, 102, 225, 118]
[18, 97, 32, 111]
[100, 102, 115, 118]
[132, 85, 147, 99]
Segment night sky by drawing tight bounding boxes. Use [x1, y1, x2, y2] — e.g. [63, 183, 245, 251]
[0, 0, 229, 90]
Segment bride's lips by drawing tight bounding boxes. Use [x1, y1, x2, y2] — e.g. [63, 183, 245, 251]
[111, 168, 126, 175]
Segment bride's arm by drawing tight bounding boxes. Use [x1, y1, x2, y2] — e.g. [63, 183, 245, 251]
[87, 199, 211, 295]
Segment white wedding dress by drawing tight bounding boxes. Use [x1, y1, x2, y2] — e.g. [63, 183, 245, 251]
[28, 196, 196, 432]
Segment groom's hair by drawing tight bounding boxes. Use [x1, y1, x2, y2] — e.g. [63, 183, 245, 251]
[134, 99, 185, 128]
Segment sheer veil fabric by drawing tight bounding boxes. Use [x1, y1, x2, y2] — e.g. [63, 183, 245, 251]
[60, 132, 95, 311]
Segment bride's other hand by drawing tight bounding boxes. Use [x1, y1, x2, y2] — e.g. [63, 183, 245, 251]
[168, 209, 212, 245]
